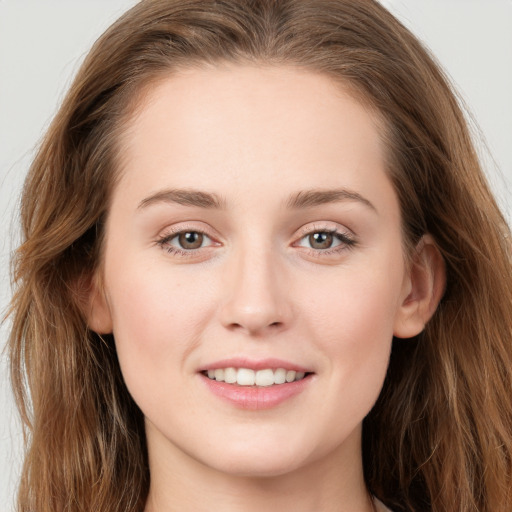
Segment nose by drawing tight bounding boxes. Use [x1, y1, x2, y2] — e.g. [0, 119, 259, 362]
[218, 246, 293, 336]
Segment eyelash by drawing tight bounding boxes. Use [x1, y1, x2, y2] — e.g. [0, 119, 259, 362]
[294, 227, 357, 257]
[156, 225, 357, 258]
[156, 225, 216, 258]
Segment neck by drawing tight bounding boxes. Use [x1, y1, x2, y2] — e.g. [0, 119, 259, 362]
[143, 423, 374, 512]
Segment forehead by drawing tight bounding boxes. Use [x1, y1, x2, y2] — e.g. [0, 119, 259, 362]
[114, 65, 394, 212]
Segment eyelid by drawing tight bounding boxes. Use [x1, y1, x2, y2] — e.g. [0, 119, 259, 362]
[154, 221, 357, 259]
[294, 222, 355, 240]
[157, 221, 220, 241]
[167, 231, 214, 249]
[292, 222, 357, 254]
[156, 222, 221, 256]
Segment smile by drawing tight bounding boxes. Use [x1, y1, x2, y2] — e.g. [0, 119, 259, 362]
[200, 361, 313, 410]
[203, 367, 308, 387]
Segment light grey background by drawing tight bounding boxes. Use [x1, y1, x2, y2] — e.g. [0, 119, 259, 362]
[1, 1, 511, 510]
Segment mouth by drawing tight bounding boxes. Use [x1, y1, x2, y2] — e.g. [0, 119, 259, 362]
[202, 367, 311, 387]
[199, 360, 314, 410]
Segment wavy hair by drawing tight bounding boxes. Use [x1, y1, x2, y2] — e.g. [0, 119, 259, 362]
[8, 1, 512, 511]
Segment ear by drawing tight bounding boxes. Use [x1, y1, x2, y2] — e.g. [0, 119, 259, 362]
[393, 235, 446, 339]
[78, 272, 113, 335]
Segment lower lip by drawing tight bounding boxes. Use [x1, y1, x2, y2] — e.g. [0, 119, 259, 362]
[200, 374, 312, 410]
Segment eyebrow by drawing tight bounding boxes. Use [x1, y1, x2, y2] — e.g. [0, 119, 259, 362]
[138, 188, 227, 209]
[285, 189, 377, 212]
[137, 187, 376, 212]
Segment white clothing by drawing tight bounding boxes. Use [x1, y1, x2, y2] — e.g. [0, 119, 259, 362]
[375, 497, 393, 511]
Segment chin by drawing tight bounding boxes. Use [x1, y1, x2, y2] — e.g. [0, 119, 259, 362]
[194, 434, 321, 479]
[207, 453, 306, 479]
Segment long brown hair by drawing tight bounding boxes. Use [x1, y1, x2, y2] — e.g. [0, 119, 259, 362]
[8, 1, 512, 511]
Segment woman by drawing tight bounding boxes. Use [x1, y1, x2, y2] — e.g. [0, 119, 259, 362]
[8, 1, 512, 511]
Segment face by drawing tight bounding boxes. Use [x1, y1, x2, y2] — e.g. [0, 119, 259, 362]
[90, 65, 424, 478]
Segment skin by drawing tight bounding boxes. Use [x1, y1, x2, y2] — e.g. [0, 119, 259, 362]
[88, 65, 443, 512]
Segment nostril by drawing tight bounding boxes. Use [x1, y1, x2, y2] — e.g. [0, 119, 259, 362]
[219, 298, 292, 334]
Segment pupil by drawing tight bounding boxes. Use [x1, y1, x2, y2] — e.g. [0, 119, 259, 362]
[179, 232, 203, 249]
[310, 232, 333, 249]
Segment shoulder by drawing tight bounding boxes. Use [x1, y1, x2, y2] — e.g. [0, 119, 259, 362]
[374, 498, 394, 512]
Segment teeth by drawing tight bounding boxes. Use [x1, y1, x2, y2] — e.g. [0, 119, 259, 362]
[285, 370, 296, 383]
[224, 367, 237, 384]
[237, 368, 255, 386]
[255, 369, 274, 387]
[204, 367, 308, 386]
[274, 368, 286, 384]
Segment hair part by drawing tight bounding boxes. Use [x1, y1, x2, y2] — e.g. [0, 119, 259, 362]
[8, 1, 512, 511]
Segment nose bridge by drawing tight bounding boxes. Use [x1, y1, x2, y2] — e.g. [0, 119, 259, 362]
[219, 233, 291, 334]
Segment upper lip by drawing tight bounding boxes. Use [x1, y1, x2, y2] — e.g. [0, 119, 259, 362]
[198, 357, 311, 373]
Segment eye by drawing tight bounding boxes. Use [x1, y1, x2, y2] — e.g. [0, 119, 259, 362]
[158, 229, 215, 254]
[173, 231, 209, 250]
[301, 232, 339, 250]
[295, 228, 356, 252]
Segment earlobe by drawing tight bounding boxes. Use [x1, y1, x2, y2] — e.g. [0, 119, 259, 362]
[82, 272, 113, 335]
[393, 235, 446, 339]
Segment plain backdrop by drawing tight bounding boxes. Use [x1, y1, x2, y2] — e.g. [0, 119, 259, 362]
[1, 1, 511, 510]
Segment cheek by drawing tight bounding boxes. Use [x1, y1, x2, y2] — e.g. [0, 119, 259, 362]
[109, 254, 211, 329]
[104, 258, 216, 392]
[300, 256, 405, 400]
[303, 259, 403, 342]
